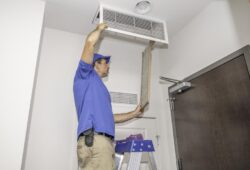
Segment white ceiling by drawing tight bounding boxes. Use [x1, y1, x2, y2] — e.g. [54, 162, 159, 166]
[43, 0, 216, 37]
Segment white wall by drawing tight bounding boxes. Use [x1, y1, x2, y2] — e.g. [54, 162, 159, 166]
[24, 28, 83, 170]
[159, 0, 250, 169]
[0, 1, 45, 170]
[160, 0, 242, 80]
[228, 0, 250, 46]
[24, 28, 169, 170]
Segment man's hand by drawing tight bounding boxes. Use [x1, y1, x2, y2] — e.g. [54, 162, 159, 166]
[96, 23, 108, 32]
[114, 105, 144, 123]
[132, 105, 143, 118]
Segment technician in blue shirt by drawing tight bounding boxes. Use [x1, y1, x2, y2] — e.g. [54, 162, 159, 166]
[73, 23, 143, 170]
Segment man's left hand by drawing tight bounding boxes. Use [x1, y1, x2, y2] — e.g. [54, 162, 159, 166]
[133, 105, 143, 118]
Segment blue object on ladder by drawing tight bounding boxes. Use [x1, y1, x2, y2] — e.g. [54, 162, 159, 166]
[115, 139, 155, 153]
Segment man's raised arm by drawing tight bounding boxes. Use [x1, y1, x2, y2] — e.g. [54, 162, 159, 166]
[81, 23, 108, 64]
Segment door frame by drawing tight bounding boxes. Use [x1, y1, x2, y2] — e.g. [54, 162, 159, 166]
[168, 45, 250, 169]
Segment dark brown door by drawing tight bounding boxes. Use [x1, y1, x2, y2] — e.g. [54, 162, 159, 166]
[172, 50, 250, 170]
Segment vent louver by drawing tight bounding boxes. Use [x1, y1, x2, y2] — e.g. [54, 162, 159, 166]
[110, 92, 138, 105]
[94, 4, 168, 46]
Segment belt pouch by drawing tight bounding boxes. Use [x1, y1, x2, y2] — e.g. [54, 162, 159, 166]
[83, 128, 94, 147]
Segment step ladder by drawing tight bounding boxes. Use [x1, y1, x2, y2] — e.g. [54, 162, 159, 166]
[115, 134, 157, 170]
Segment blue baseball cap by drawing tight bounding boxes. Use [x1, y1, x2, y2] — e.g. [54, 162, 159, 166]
[93, 53, 111, 63]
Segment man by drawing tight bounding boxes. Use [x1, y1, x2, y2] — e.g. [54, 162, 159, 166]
[73, 23, 143, 170]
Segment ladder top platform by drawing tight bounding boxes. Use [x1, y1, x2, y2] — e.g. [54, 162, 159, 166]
[115, 139, 155, 153]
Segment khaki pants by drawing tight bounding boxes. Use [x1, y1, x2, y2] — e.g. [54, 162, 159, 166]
[77, 134, 115, 170]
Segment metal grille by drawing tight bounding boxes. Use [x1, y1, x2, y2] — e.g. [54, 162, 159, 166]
[103, 9, 115, 22]
[103, 8, 165, 40]
[110, 92, 138, 105]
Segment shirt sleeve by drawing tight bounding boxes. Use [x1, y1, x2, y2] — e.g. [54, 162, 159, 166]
[75, 60, 93, 79]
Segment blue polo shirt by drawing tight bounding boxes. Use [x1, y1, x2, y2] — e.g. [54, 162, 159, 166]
[73, 60, 115, 138]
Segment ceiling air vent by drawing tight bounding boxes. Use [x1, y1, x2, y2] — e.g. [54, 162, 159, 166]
[93, 4, 168, 47]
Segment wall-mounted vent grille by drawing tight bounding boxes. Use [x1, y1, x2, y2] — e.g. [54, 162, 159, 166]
[110, 92, 138, 105]
[95, 4, 168, 46]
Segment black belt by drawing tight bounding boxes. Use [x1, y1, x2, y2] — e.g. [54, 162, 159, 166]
[79, 131, 113, 141]
[95, 132, 114, 140]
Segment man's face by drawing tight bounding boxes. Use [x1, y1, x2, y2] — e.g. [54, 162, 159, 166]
[95, 59, 110, 77]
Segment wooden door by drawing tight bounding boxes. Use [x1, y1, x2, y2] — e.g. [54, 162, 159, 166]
[171, 46, 250, 170]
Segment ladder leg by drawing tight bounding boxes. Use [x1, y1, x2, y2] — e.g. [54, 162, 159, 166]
[115, 153, 124, 170]
[148, 152, 157, 170]
[127, 152, 142, 170]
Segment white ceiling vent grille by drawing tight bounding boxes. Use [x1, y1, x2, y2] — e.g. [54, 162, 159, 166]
[94, 4, 168, 46]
